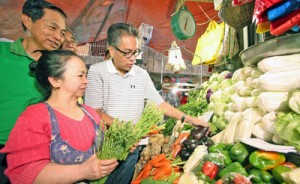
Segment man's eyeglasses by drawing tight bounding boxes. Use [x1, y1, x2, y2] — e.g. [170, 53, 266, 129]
[114, 46, 141, 58]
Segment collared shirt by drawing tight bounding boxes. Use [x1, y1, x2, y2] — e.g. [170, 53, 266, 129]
[0, 38, 43, 145]
[85, 59, 164, 124]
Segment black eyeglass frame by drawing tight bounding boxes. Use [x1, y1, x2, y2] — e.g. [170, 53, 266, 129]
[114, 46, 141, 58]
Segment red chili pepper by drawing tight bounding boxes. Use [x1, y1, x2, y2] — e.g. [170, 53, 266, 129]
[171, 144, 182, 158]
[202, 161, 218, 180]
[173, 132, 190, 146]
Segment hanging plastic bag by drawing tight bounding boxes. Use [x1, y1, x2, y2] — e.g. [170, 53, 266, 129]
[192, 21, 225, 65]
[214, 0, 223, 10]
[165, 41, 186, 73]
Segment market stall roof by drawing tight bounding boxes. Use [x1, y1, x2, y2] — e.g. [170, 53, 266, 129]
[0, 0, 219, 61]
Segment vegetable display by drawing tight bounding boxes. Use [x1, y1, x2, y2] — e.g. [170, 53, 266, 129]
[131, 52, 300, 183]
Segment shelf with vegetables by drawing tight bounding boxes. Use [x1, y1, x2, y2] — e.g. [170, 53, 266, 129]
[131, 127, 300, 184]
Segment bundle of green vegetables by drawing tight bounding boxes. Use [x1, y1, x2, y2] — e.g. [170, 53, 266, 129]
[92, 102, 164, 184]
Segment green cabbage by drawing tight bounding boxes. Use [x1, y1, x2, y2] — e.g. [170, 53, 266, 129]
[212, 101, 228, 117]
[220, 79, 232, 90]
[289, 91, 300, 114]
[208, 81, 220, 92]
[211, 115, 227, 131]
[275, 112, 300, 151]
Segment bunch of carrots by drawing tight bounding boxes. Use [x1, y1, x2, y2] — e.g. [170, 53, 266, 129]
[131, 153, 182, 184]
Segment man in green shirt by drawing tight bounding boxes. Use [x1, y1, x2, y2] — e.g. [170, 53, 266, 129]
[0, 1, 67, 182]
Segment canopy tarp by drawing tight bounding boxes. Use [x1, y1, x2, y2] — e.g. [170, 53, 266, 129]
[0, 0, 219, 61]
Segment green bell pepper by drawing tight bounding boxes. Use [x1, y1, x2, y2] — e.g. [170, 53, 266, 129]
[272, 165, 292, 183]
[220, 150, 233, 166]
[218, 162, 248, 178]
[208, 143, 233, 166]
[208, 143, 232, 153]
[229, 142, 249, 164]
[249, 150, 285, 170]
[249, 169, 273, 183]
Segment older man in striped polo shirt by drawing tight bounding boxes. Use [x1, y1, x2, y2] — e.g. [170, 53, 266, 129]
[85, 23, 208, 184]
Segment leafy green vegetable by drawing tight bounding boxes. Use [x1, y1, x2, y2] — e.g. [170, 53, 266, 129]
[211, 115, 227, 131]
[92, 103, 164, 184]
[178, 100, 208, 117]
[289, 91, 300, 114]
[162, 118, 176, 136]
[275, 112, 300, 151]
[188, 88, 203, 102]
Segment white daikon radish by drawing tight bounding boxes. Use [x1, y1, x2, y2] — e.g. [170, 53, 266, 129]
[252, 122, 273, 142]
[272, 134, 285, 145]
[258, 69, 300, 92]
[234, 108, 263, 141]
[221, 112, 241, 144]
[257, 92, 290, 112]
[261, 112, 277, 133]
[257, 54, 300, 72]
[251, 68, 263, 78]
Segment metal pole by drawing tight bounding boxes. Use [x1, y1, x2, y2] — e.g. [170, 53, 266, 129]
[160, 49, 169, 84]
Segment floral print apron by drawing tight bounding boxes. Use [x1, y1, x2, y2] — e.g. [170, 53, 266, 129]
[45, 103, 102, 165]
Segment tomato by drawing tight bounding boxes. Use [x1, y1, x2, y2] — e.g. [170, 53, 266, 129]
[202, 161, 218, 180]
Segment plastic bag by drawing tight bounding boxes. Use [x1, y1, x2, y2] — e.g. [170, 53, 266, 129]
[216, 172, 252, 184]
[215, 24, 239, 64]
[253, 0, 283, 23]
[214, 0, 224, 10]
[192, 21, 225, 65]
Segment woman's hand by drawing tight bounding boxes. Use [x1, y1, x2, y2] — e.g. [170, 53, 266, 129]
[129, 142, 139, 153]
[80, 154, 118, 180]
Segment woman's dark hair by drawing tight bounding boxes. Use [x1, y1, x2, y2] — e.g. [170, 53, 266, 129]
[22, 0, 67, 31]
[29, 50, 79, 100]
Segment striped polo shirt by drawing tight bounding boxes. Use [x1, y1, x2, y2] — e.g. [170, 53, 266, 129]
[85, 59, 164, 124]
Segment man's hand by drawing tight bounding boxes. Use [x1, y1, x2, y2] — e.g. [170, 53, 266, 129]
[187, 115, 209, 127]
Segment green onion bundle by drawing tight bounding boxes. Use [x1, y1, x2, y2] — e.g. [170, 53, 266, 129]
[91, 102, 164, 184]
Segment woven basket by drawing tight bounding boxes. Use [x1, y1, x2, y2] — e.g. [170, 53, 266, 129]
[219, 0, 255, 30]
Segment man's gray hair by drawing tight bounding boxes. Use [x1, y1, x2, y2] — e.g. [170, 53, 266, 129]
[107, 23, 140, 47]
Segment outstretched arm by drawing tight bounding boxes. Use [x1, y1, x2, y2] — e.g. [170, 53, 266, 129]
[158, 102, 208, 127]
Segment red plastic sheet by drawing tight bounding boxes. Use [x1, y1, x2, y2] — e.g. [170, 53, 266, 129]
[270, 9, 300, 36]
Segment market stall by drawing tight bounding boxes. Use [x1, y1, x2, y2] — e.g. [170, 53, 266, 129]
[1, 0, 300, 183]
[128, 0, 300, 181]
[129, 33, 300, 182]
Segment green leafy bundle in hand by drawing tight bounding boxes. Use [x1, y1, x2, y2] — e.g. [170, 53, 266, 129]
[92, 103, 163, 184]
